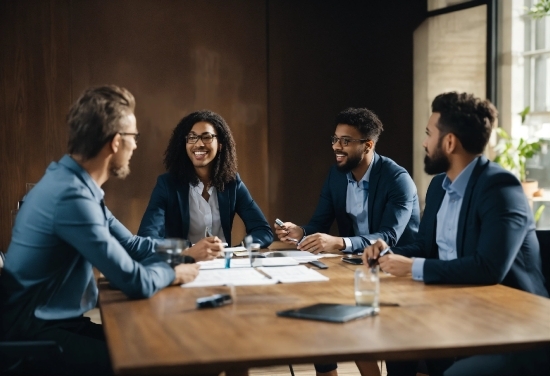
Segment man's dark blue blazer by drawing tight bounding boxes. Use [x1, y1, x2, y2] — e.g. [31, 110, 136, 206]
[138, 173, 273, 248]
[394, 156, 548, 297]
[303, 152, 420, 253]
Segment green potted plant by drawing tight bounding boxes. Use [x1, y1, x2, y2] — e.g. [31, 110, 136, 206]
[493, 107, 544, 197]
[528, 0, 550, 18]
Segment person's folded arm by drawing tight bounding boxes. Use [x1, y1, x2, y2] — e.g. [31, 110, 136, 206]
[360, 171, 417, 247]
[423, 176, 528, 285]
[235, 176, 273, 248]
[137, 176, 168, 239]
[55, 192, 174, 299]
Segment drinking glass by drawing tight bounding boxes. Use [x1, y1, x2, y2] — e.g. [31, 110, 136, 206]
[155, 238, 187, 267]
[354, 265, 380, 313]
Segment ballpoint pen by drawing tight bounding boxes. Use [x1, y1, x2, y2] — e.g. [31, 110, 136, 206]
[367, 247, 392, 267]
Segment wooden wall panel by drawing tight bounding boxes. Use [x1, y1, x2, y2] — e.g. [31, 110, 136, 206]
[267, 0, 426, 229]
[0, 0, 427, 252]
[0, 0, 71, 252]
[69, 0, 268, 243]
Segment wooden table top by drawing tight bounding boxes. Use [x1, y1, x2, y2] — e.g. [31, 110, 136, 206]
[99, 255, 550, 375]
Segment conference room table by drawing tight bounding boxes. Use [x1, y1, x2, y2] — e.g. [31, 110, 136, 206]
[98, 251, 550, 375]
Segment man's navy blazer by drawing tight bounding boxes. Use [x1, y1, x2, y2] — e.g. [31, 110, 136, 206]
[138, 173, 273, 248]
[303, 152, 420, 253]
[394, 156, 548, 297]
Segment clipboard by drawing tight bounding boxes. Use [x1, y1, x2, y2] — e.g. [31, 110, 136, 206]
[276, 303, 376, 323]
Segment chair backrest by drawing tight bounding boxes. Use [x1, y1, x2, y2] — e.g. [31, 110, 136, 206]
[536, 230, 550, 295]
[0, 252, 65, 374]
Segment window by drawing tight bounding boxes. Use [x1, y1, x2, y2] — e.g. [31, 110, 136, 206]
[521, 0, 550, 190]
[509, 0, 550, 228]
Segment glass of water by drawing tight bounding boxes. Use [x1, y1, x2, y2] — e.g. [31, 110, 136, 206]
[155, 238, 187, 267]
[354, 265, 380, 313]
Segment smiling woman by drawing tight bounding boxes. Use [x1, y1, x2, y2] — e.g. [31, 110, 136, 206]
[138, 110, 273, 261]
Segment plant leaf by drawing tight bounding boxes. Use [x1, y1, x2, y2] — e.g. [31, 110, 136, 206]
[518, 106, 530, 124]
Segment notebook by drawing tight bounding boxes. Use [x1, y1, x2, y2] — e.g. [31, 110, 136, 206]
[276, 303, 376, 323]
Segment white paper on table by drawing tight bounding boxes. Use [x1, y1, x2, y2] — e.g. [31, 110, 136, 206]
[198, 257, 299, 270]
[223, 246, 246, 254]
[198, 259, 250, 269]
[181, 268, 278, 288]
[258, 265, 329, 283]
[264, 250, 332, 263]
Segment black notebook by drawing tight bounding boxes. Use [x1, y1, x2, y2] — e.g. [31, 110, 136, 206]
[276, 303, 376, 323]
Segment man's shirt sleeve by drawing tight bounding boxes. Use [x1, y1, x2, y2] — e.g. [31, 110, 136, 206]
[412, 257, 425, 281]
[54, 191, 174, 299]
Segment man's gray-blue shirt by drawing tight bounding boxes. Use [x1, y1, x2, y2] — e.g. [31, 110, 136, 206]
[412, 157, 479, 281]
[342, 161, 373, 252]
[0, 155, 174, 339]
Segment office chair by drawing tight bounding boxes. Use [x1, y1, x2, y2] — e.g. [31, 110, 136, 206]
[0, 251, 64, 375]
[535, 229, 550, 294]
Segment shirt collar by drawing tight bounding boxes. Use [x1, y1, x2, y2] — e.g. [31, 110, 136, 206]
[442, 156, 479, 199]
[346, 159, 373, 188]
[191, 181, 214, 195]
[58, 155, 105, 201]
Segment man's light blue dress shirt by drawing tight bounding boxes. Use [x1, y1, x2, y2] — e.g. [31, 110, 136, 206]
[412, 157, 479, 280]
[342, 161, 373, 253]
[1, 155, 174, 337]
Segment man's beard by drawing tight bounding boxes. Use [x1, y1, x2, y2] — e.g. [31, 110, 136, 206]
[110, 160, 130, 179]
[424, 143, 450, 175]
[336, 152, 362, 173]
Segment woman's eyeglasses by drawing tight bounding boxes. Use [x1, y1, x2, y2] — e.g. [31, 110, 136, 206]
[186, 133, 218, 144]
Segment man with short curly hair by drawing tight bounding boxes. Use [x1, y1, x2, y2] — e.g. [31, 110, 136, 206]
[275, 107, 420, 376]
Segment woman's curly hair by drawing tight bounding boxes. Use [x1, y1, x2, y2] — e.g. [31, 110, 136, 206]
[164, 110, 238, 191]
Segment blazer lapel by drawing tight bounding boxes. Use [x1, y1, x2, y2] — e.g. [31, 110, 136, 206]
[176, 181, 190, 239]
[456, 156, 488, 257]
[217, 188, 232, 244]
[367, 153, 381, 233]
[428, 176, 446, 259]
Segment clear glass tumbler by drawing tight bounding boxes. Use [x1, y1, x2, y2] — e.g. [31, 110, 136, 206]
[354, 265, 380, 313]
[155, 238, 187, 267]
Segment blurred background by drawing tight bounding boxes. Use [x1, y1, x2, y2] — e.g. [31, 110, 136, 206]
[1, 0, 548, 252]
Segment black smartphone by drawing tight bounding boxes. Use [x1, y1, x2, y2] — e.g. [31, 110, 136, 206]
[196, 293, 233, 309]
[308, 260, 328, 269]
[341, 257, 363, 265]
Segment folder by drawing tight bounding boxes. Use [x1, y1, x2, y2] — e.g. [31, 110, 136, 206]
[276, 303, 376, 323]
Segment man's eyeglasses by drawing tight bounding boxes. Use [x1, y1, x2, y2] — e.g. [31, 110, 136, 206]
[119, 132, 140, 143]
[186, 133, 218, 144]
[331, 136, 368, 146]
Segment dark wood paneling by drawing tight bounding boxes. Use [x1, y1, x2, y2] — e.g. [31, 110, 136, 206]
[267, 0, 426, 229]
[0, 0, 71, 251]
[68, 0, 268, 243]
[0, 0, 426, 251]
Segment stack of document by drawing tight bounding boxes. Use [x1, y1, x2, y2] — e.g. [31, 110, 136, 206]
[181, 265, 329, 288]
